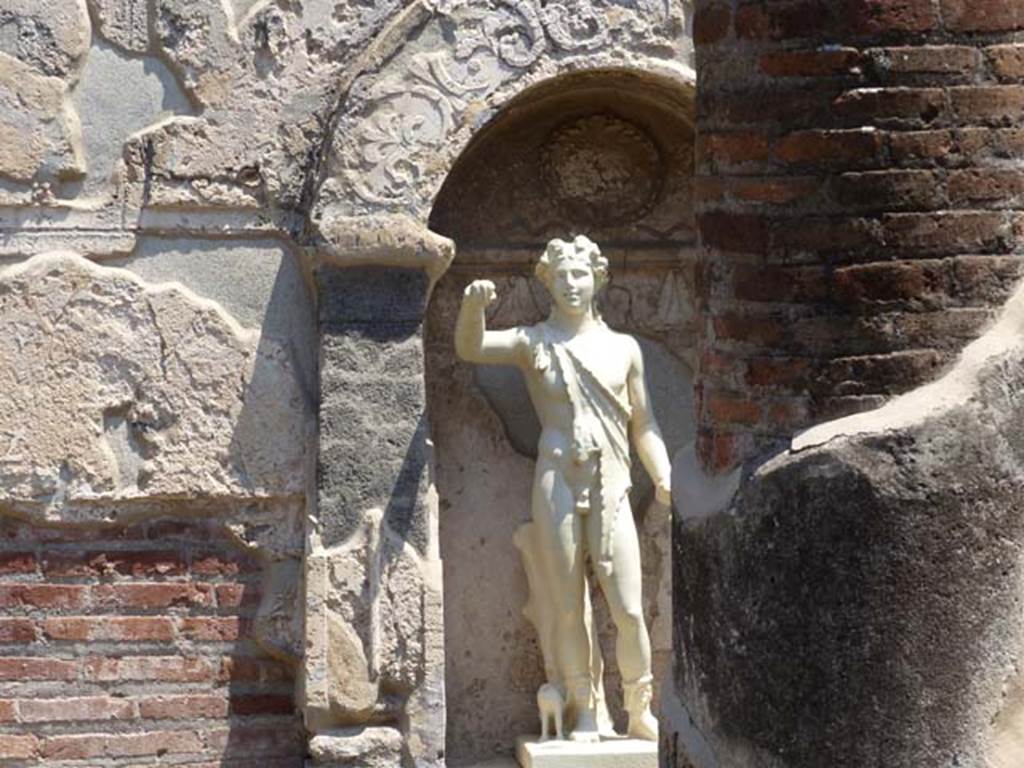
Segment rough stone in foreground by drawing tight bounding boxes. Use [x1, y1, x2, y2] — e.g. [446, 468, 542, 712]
[675, 283, 1024, 767]
[303, 507, 446, 762]
[0, 252, 308, 522]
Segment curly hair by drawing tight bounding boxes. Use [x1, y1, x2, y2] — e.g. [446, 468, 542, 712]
[535, 235, 609, 291]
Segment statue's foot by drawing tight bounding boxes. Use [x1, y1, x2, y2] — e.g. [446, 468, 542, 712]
[627, 707, 659, 741]
[624, 676, 657, 741]
[569, 709, 601, 743]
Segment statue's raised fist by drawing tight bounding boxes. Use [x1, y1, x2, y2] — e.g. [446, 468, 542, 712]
[463, 279, 497, 307]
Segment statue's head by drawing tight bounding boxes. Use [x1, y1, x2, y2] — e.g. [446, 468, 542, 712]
[535, 235, 608, 317]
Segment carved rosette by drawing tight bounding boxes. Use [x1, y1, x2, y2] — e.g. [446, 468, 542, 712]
[541, 115, 664, 226]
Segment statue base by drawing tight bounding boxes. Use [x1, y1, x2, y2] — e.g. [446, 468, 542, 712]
[515, 736, 657, 768]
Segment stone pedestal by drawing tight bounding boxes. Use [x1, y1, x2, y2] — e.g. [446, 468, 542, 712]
[515, 736, 657, 768]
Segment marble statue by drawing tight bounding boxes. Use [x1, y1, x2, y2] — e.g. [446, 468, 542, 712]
[455, 235, 672, 744]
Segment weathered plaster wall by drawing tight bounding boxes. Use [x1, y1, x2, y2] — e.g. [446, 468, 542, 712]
[0, 252, 310, 516]
[0, 246, 312, 764]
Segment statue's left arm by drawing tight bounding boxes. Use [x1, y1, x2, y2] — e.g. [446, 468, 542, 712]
[627, 339, 672, 505]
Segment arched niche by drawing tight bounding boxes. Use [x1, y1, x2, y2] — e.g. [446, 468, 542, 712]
[424, 68, 697, 766]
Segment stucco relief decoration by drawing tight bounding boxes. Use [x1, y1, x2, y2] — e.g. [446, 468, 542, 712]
[542, 115, 663, 226]
[323, 0, 684, 219]
[350, 52, 493, 207]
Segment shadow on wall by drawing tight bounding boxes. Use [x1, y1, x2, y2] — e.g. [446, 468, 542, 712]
[228, 244, 318, 500]
[113, 235, 318, 501]
[385, 414, 431, 547]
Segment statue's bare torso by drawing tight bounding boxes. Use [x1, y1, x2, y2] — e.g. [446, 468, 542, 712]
[521, 322, 636, 463]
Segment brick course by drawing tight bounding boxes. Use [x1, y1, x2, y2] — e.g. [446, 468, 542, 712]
[696, 0, 1024, 469]
[0, 518, 301, 767]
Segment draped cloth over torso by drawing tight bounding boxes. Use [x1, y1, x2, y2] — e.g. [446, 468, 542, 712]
[543, 325, 633, 577]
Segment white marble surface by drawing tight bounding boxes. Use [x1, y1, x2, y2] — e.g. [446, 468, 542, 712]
[463, 759, 518, 768]
[516, 736, 658, 768]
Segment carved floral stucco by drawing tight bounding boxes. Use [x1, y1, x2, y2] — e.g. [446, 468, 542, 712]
[312, 0, 694, 228]
[1, 0, 694, 225]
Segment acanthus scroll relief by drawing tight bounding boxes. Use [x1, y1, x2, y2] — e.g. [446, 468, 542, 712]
[325, 0, 690, 218]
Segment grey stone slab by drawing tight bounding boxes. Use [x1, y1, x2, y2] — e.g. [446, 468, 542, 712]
[72, 40, 192, 198]
[118, 236, 317, 398]
[317, 266, 432, 552]
[319, 265, 429, 332]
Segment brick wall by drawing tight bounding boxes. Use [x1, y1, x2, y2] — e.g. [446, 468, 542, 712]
[695, 0, 1024, 471]
[0, 517, 302, 767]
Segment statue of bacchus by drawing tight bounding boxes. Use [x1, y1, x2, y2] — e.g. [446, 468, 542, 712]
[455, 235, 671, 742]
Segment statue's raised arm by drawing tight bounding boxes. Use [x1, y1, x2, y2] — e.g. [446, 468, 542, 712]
[454, 279, 526, 366]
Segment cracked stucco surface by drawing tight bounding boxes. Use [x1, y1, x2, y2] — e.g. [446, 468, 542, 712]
[0, 251, 308, 523]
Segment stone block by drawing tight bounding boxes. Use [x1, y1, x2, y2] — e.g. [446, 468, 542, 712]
[677, 271, 1024, 766]
[316, 265, 432, 552]
[515, 737, 657, 768]
[309, 726, 403, 767]
[319, 265, 429, 334]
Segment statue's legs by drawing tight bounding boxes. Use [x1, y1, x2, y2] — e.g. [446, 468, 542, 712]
[585, 497, 650, 681]
[587, 496, 658, 740]
[531, 458, 599, 741]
